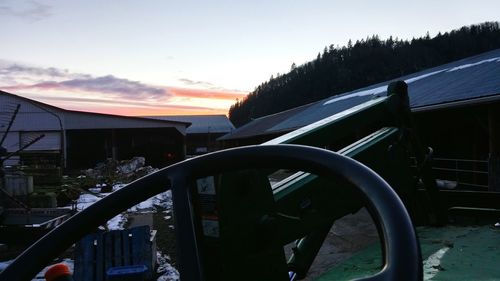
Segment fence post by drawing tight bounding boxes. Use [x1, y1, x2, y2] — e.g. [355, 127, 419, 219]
[489, 156, 500, 191]
[489, 105, 500, 192]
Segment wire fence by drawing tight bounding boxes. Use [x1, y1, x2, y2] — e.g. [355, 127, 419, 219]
[411, 157, 489, 191]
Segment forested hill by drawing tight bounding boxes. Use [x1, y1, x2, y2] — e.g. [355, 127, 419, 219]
[229, 22, 500, 127]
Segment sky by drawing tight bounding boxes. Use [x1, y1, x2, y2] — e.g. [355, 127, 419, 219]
[1, 0, 499, 116]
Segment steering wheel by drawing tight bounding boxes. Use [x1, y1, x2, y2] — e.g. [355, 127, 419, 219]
[0, 144, 421, 281]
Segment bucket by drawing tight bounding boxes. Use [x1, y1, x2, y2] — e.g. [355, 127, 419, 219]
[4, 174, 34, 196]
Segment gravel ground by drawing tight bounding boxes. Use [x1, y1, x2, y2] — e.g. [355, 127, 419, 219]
[296, 208, 380, 280]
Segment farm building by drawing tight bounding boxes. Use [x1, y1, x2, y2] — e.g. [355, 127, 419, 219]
[219, 48, 500, 191]
[146, 115, 235, 155]
[0, 91, 190, 171]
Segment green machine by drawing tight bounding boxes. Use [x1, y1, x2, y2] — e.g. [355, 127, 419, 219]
[184, 81, 442, 280]
[2, 81, 499, 281]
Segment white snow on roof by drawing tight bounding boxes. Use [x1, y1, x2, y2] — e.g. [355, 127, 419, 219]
[323, 69, 447, 106]
[446, 57, 500, 72]
[323, 56, 500, 107]
[404, 69, 447, 83]
[323, 85, 387, 105]
[268, 97, 385, 144]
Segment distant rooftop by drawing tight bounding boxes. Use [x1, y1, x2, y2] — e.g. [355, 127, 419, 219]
[146, 115, 235, 134]
[220, 48, 500, 141]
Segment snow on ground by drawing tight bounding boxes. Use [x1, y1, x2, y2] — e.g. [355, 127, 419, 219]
[107, 213, 128, 230]
[0, 179, 179, 281]
[71, 184, 178, 281]
[74, 184, 173, 230]
[156, 252, 180, 281]
[0, 260, 12, 274]
[0, 183, 177, 280]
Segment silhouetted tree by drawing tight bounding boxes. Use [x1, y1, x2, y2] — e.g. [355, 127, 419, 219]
[229, 22, 500, 127]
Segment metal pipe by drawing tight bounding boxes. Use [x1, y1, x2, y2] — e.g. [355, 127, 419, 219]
[0, 104, 20, 147]
[1, 134, 45, 164]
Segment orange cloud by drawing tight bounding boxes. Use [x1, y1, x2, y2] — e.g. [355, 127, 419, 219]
[112, 106, 227, 116]
[168, 87, 248, 101]
[8, 90, 231, 117]
[0, 61, 249, 116]
[74, 105, 227, 117]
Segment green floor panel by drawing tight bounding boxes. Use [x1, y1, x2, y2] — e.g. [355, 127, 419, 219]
[315, 225, 500, 281]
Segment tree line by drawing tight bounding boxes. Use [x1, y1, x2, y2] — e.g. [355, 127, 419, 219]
[229, 22, 500, 127]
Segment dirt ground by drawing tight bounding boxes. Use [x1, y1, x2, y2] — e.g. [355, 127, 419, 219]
[293, 208, 380, 280]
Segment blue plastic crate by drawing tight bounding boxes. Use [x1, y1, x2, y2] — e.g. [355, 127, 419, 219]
[106, 264, 148, 281]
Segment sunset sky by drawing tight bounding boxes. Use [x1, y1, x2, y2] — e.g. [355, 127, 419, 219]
[1, 0, 499, 116]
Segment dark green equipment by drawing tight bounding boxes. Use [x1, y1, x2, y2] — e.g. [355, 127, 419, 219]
[2, 81, 499, 281]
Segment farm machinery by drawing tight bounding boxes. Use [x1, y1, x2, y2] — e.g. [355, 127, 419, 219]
[1, 81, 499, 280]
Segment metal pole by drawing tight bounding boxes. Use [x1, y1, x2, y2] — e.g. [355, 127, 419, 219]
[488, 106, 500, 191]
[0, 104, 20, 147]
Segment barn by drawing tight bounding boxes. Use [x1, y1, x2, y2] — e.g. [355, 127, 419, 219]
[146, 115, 235, 155]
[219, 49, 500, 191]
[0, 91, 189, 171]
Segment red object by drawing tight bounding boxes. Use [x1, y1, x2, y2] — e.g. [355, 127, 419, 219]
[44, 263, 73, 281]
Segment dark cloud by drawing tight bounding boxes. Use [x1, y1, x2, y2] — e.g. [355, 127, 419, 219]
[0, 1, 52, 22]
[0, 64, 76, 78]
[8, 75, 168, 98]
[60, 75, 167, 97]
[0, 61, 168, 97]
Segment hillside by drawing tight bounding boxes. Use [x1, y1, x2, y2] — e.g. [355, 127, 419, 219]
[229, 22, 500, 127]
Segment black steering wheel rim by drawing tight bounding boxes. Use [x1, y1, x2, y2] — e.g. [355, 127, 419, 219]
[0, 144, 421, 281]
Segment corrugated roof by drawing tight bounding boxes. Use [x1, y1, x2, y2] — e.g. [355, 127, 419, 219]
[146, 115, 235, 134]
[0, 90, 190, 132]
[219, 48, 500, 141]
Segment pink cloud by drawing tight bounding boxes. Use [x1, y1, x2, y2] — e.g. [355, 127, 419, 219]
[168, 87, 247, 101]
[0, 62, 248, 116]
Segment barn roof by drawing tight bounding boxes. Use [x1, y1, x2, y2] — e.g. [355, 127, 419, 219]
[219, 48, 500, 141]
[0, 90, 190, 133]
[145, 115, 235, 134]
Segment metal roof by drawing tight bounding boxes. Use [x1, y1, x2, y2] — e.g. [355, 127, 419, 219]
[0, 90, 190, 134]
[219, 48, 500, 141]
[145, 115, 235, 134]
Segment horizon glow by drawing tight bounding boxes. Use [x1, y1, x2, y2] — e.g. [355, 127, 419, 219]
[1, 0, 499, 116]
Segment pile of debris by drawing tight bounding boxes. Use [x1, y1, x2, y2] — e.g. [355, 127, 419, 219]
[81, 157, 158, 190]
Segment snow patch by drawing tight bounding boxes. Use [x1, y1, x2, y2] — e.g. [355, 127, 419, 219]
[75, 193, 100, 210]
[323, 85, 386, 105]
[1, 184, 176, 279]
[423, 247, 450, 280]
[404, 69, 447, 83]
[323, 56, 500, 106]
[323, 69, 445, 106]
[73, 184, 173, 230]
[156, 252, 179, 281]
[107, 213, 127, 230]
[0, 260, 12, 273]
[447, 57, 500, 72]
